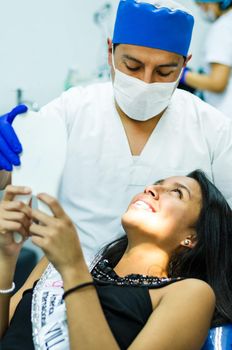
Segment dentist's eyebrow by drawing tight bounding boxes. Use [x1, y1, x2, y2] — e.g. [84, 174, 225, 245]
[158, 63, 179, 68]
[122, 55, 143, 64]
[122, 56, 179, 69]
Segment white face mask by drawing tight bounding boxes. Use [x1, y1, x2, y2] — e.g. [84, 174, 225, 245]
[112, 53, 180, 121]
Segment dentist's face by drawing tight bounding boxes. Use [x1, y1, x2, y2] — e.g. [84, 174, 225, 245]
[109, 44, 187, 84]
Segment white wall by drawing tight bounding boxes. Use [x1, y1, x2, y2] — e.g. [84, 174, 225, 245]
[0, 0, 210, 115]
[0, 0, 118, 114]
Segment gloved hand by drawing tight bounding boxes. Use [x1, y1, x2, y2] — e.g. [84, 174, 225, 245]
[179, 67, 191, 85]
[0, 105, 28, 171]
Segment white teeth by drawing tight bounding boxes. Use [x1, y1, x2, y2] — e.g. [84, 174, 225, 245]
[134, 200, 153, 212]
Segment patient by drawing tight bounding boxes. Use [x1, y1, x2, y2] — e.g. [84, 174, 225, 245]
[0, 170, 232, 350]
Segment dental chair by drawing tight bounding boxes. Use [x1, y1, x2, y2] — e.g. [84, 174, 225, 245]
[203, 324, 232, 349]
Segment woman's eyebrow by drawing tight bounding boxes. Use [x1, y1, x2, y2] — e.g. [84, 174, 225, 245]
[154, 179, 164, 185]
[173, 182, 192, 199]
[153, 180, 192, 199]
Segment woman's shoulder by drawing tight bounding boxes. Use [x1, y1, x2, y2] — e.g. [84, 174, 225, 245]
[172, 277, 214, 291]
[163, 278, 215, 299]
[145, 279, 215, 349]
[149, 278, 215, 310]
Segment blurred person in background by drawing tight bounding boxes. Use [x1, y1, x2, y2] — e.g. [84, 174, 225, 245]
[180, 0, 232, 118]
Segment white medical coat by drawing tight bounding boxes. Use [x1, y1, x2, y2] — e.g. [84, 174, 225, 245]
[40, 82, 232, 262]
[203, 10, 232, 118]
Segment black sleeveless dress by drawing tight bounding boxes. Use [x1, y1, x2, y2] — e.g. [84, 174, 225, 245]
[1, 261, 181, 350]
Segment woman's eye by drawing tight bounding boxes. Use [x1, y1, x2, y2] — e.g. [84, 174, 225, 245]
[171, 189, 183, 198]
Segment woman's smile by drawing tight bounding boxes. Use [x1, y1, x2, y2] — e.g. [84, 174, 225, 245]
[132, 198, 156, 213]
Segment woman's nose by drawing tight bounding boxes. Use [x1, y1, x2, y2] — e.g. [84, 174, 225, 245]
[144, 185, 159, 199]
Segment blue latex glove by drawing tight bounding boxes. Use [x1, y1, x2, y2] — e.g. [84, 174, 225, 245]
[179, 67, 191, 85]
[0, 105, 28, 171]
[202, 324, 232, 349]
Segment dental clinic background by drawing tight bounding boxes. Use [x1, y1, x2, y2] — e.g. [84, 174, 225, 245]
[0, 0, 209, 258]
[0, 0, 210, 114]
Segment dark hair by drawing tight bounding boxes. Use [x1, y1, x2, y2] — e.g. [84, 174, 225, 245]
[113, 43, 119, 50]
[96, 170, 232, 326]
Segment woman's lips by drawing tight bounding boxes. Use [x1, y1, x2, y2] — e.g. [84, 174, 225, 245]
[132, 199, 156, 213]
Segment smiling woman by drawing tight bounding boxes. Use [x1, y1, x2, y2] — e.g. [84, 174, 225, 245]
[122, 175, 201, 255]
[0, 170, 232, 350]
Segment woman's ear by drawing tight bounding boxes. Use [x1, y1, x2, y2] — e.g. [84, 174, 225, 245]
[180, 235, 197, 249]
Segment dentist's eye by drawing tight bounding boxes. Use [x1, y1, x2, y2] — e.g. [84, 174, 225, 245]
[171, 188, 183, 198]
[157, 72, 172, 77]
[125, 64, 141, 72]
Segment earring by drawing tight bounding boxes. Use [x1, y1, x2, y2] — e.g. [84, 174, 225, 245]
[184, 239, 191, 246]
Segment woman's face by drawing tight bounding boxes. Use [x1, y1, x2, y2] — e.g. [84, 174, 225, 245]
[122, 176, 202, 250]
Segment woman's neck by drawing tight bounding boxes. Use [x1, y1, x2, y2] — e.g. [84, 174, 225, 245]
[114, 243, 170, 278]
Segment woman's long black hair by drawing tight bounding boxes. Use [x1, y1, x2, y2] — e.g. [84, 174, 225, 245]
[95, 170, 232, 326]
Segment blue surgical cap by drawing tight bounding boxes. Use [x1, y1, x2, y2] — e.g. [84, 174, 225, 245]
[112, 0, 194, 57]
[195, 0, 232, 10]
